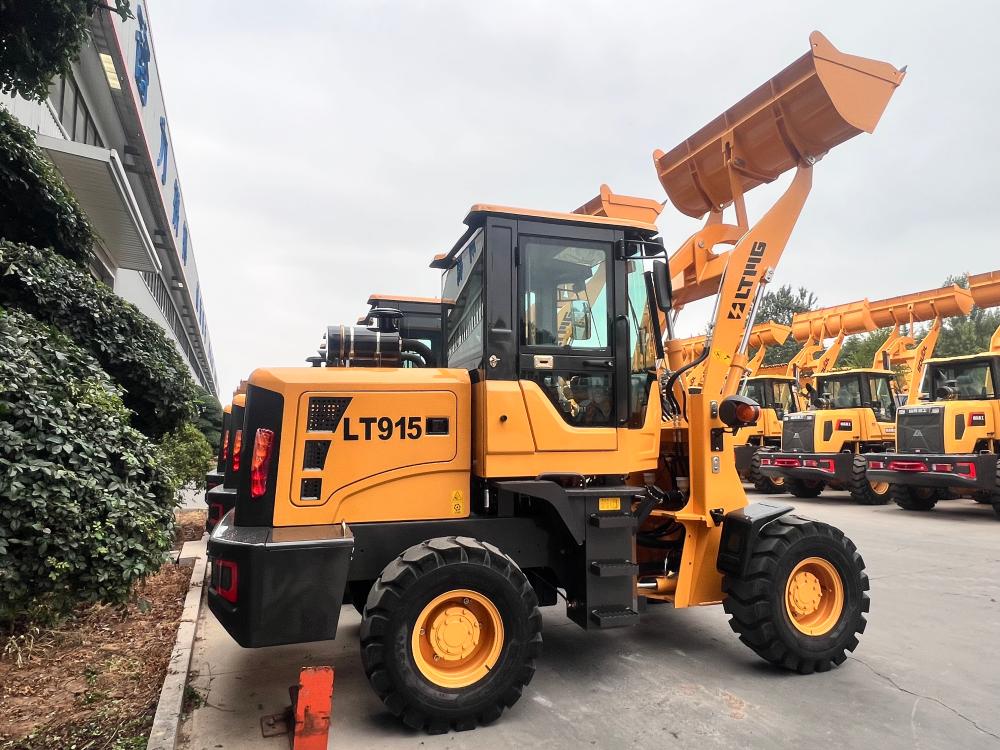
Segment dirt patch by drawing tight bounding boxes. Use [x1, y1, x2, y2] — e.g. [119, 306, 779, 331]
[174, 509, 207, 549]
[0, 561, 194, 749]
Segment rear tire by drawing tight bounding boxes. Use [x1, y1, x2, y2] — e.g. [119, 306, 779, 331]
[750, 451, 786, 494]
[848, 455, 890, 505]
[360, 537, 541, 734]
[891, 484, 937, 511]
[786, 477, 825, 498]
[722, 515, 869, 674]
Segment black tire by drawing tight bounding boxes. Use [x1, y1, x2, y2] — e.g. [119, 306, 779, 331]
[848, 454, 890, 505]
[722, 515, 869, 674]
[890, 484, 937, 511]
[348, 580, 374, 615]
[975, 460, 1000, 508]
[750, 451, 786, 494]
[360, 537, 542, 734]
[785, 477, 825, 498]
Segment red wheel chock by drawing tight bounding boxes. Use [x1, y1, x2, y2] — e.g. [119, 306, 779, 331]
[261, 666, 334, 748]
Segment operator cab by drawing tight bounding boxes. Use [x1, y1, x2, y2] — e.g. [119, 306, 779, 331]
[433, 204, 668, 433]
[919, 354, 999, 401]
[740, 377, 798, 419]
[813, 370, 898, 423]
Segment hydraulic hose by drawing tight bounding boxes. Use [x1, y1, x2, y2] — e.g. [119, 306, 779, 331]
[401, 338, 435, 367]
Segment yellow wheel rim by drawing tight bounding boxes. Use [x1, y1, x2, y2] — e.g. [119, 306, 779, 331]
[411, 589, 504, 689]
[772, 475, 785, 488]
[869, 480, 890, 495]
[784, 557, 844, 636]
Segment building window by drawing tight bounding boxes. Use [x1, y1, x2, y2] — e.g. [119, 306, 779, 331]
[48, 74, 103, 147]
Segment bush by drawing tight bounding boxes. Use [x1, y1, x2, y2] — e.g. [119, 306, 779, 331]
[0, 1, 132, 102]
[0, 307, 175, 626]
[159, 423, 213, 491]
[0, 241, 198, 439]
[0, 106, 93, 265]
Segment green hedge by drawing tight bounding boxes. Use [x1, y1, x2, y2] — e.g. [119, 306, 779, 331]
[0, 107, 93, 265]
[0, 307, 175, 625]
[0, 241, 198, 439]
[0, 1, 132, 102]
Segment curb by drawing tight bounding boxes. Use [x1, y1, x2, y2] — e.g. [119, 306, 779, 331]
[147, 535, 209, 750]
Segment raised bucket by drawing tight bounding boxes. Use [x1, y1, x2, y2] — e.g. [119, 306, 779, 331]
[654, 32, 905, 218]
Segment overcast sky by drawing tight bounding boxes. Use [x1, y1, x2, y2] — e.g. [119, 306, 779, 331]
[151, 0, 998, 399]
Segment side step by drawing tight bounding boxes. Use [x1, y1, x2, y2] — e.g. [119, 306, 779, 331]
[590, 559, 639, 578]
[590, 607, 640, 629]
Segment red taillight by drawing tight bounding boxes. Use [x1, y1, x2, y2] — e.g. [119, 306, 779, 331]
[954, 462, 976, 478]
[889, 460, 927, 472]
[760, 457, 773, 466]
[819, 459, 835, 473]
[232, 429, 243, 472]
[221, 430, 230, 461]
[250, 428, 275, 498]
[215, 560, 238, 603]
[775, 458, 801, 468]
[837, 419, 853, 431]
[869, 459, 886, 470]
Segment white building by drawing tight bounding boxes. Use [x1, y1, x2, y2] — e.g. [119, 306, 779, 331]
[1, 2, 217, 395]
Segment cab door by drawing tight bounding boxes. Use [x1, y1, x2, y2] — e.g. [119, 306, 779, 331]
[516, 224, 621, 450]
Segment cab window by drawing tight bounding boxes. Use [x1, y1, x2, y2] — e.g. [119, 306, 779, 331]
[770, 380, 796, 417]
[928, 361, 996, 401]
[868, 375, 897, 423]
[740, 380, 766, 406]
[819, 376, 862, 409]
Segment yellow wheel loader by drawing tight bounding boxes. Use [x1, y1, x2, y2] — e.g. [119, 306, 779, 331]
[206, 33, 903, 733]
[866, 271, 1000, 514]
[760, 285, 974, 503]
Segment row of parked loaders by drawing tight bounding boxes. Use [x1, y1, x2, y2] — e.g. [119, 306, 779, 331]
[201, 33, 918, 734]
[745, 272, 1000, 514]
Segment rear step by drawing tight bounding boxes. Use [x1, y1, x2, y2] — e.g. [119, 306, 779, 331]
[590, 607, 640, 628]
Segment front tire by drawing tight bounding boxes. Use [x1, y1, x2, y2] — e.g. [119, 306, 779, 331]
[360, 537, 541, 734]
[786, 477, 825, 498]
[722, 515, 869, 674]
[891, 484, 938, 511]
[848, 455, 890, 505]
[750, 451, 786, 494]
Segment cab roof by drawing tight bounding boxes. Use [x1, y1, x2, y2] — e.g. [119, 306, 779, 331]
[925, 352, 1000, 365]
[819, 368, 895, 376]
[431, 204, 660, 270]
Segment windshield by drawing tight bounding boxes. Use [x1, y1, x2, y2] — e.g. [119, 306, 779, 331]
[769, 380, 797, 416]
[926, 361, 996, 401]
[740, 379, 766, 406]
[816, 374, 862, 409]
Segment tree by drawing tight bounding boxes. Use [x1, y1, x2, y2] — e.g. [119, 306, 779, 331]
[838, 328, 893, 370]
[193, 386, 224, 453]
[754, 284, 819, 366]
[935, 273, 1000, 357]
[0, 1, 132, 101]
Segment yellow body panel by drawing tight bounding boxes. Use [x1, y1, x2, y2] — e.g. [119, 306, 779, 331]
[809, 407, 895, 452]
[932, 401, 998, 452]
[250, 367, 472, 528]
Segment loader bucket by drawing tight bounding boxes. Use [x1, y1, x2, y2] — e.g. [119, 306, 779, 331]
[868, 284, 974, 327]
[574, 184, 664, 224]
[791, 299, 877, 341]
[747, 322, 792, 350]
[654, 32, 905, 218]
[969, 270, 1000, 309]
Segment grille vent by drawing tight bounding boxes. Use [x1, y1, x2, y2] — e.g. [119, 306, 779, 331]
[307, 397, 351, 432]
[303, 440, 331, 470]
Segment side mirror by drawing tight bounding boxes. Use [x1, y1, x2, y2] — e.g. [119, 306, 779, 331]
[569, 299, 592, 341]
[652, 260, 672, 313]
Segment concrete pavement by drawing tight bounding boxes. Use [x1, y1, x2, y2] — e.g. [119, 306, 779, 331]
[178, 491, 1000, 749]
